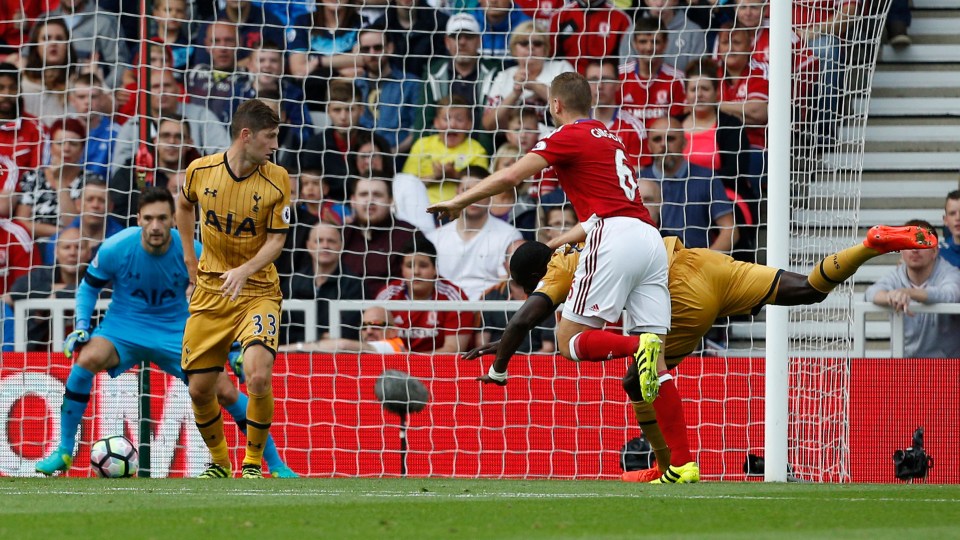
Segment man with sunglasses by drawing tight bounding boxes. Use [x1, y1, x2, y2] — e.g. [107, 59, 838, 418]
[354, 27, 422, 158]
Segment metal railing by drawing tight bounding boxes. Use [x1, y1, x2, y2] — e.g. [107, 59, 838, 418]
[853, 301, 960, 357]
[11, 299, 318, 352]
[327, 299, 529, 339]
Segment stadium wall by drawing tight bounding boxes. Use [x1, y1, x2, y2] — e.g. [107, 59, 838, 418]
[1, 353, 956, 483]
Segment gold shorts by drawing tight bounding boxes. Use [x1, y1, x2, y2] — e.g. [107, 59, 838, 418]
[182, 287, 282, 374]
[665, 249, 781, 366]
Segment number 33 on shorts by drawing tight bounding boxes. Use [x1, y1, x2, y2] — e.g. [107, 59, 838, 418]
[243, 307, 280, 351]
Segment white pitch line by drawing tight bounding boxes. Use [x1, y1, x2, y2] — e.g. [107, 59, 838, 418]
[0, 486, 958, 504]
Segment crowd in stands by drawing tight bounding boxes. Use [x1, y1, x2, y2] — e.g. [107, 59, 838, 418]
[0, 0, 892, 354]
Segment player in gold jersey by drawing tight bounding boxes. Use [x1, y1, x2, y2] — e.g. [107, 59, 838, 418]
[176, 99, 291, 479]
[466, 225, 937, 484]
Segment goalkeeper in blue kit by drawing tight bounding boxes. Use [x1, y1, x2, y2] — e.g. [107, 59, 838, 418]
[36, 188, 296, 478]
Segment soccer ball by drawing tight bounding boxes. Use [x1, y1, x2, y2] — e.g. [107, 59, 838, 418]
[90, 435, 139, 478]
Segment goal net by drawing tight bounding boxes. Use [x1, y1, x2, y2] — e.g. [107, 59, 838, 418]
[0, 0, 891, 480]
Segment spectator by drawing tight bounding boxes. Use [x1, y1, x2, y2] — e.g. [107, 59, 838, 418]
[274, 162, 322, 283]
[111, 113, 201, 222]
[477, 238, 555, 353]
[635, 0, 708, 71]
[67, 74, 119, 179]
[680, 59, 750, 185]
[142, 0, 194, 71]
[482, 20, 575, 133]
[638, 116, 737, 252]
[288, 0, 364, 109]
[887, 0, 911, 48]
[0, 63, 44, 219]
[19, 18, 74, 126]
[549, 0, 632, 75]
[246, 41, 312, 147]
[618, 17, 687, 169]
[586, 60, 644, 169]
[866, 220, 960, 358]
[536, 203, 577, 246]
[15, 118, 103, 240]
[469, 0, 533, 60]
[44, 177, 124, 265]
[375, 0, 449, 81]
[281, 222, 364, 346]
[115, 39, 178, 124]
[354, 27, 422, 156]
[279, 305, 407, 354]
[402, 95, 490, 205]
[43, 0, 128, 88]
[184, 20, 255, 126]
[353, 130, 434, 232]
[488, 142, 535, 227]
[3, 226, 90, 352]
[111, 68, 231, 171]
[342, 176, 418, 299]
[293, 79, 367, 203]
[499, 108, 558, 199]
[193, 0, 287, 67]
[941, 190, 960, 269]
[426, 167, 523, 300]
[716, 26, 768, 161]
[0, 218, 40, 295]
[375, 233, 473, 354]
[417, 13, 503, 152]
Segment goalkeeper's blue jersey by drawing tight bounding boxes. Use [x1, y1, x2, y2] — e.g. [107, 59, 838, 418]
[84, 227, 202, 329]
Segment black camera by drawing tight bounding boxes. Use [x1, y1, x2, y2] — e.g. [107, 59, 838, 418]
[893, 427, 933, 481]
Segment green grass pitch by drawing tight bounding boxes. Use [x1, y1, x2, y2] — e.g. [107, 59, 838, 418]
[2, 478, 957, 539]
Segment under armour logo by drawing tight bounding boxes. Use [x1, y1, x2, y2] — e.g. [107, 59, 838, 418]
[204, 188, 218, 197]
[127, 271, 141, 280]
[248, 442, 263, 449]
[252, 193, 262, 212]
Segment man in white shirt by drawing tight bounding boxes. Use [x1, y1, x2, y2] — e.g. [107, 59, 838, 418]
[426, 166, 522, 299]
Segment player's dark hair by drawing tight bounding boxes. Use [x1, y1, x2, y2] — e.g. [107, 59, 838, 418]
[550, 72, 592, 116]
[139, 185, 176, 214]
[400, 231, 437, 264]
[509, 241, 553, 293]
[230, 98, 280, 139]
[905, 219, 936, 236]
[946, 190, 960, 208]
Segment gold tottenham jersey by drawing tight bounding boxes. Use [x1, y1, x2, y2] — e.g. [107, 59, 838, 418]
[182, 153, 291, 296]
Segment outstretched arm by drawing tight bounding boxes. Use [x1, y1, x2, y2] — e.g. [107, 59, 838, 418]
[475, 294, 556, 386]
[427, 152, 549, 221]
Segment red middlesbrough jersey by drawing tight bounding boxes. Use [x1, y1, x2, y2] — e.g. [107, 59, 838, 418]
[719, 60, 770, 149]
[530, 119, 654, 225]
[0, 218, 38, 295]
[0, 115, 44, 173]
[514, 0, 560, 19]
[604, 111, 644, 170]
[550, 4, 632, 75]
[375, 278, 472, 353]
[618, 62, 686, 126]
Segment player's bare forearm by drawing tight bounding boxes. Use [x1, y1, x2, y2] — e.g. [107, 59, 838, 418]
[175, 194, 199, 278]
[492, 294, 555, 373]
[547, 223, 586, 249]
[221, 231, 286, 300]
[427, 153, 548, 220]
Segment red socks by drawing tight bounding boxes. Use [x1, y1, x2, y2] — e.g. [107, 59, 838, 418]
[571, 330, 637, 362]
[652, 374, 693, 466]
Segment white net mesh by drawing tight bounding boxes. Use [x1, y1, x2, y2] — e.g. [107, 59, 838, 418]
[0, 0, 892, 480]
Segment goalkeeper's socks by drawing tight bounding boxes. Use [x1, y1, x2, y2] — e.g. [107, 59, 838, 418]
[242, 389, 274, 466]
[807, 244, 877, 294]
[224, 393, 284, 471]
[60, 365, 95, 452]
[570, 330, 637, 362]
[652, 374, 694, 466]
[632, 400, 671, 470]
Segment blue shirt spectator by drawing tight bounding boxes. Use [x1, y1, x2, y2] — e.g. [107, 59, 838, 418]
[469, 2, 531, 60]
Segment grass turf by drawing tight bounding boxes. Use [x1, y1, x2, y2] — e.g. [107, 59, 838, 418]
[1, 478, 957, 539]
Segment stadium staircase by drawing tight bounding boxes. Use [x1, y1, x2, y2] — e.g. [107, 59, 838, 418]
[727, 0, 960, 355]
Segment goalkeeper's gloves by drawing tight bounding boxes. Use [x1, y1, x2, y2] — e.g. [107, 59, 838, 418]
[64, 322, 91, 359]
[228, 341, 245, 384]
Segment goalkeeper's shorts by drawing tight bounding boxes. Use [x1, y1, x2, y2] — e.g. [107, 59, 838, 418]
[94, 318, 186, 381]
